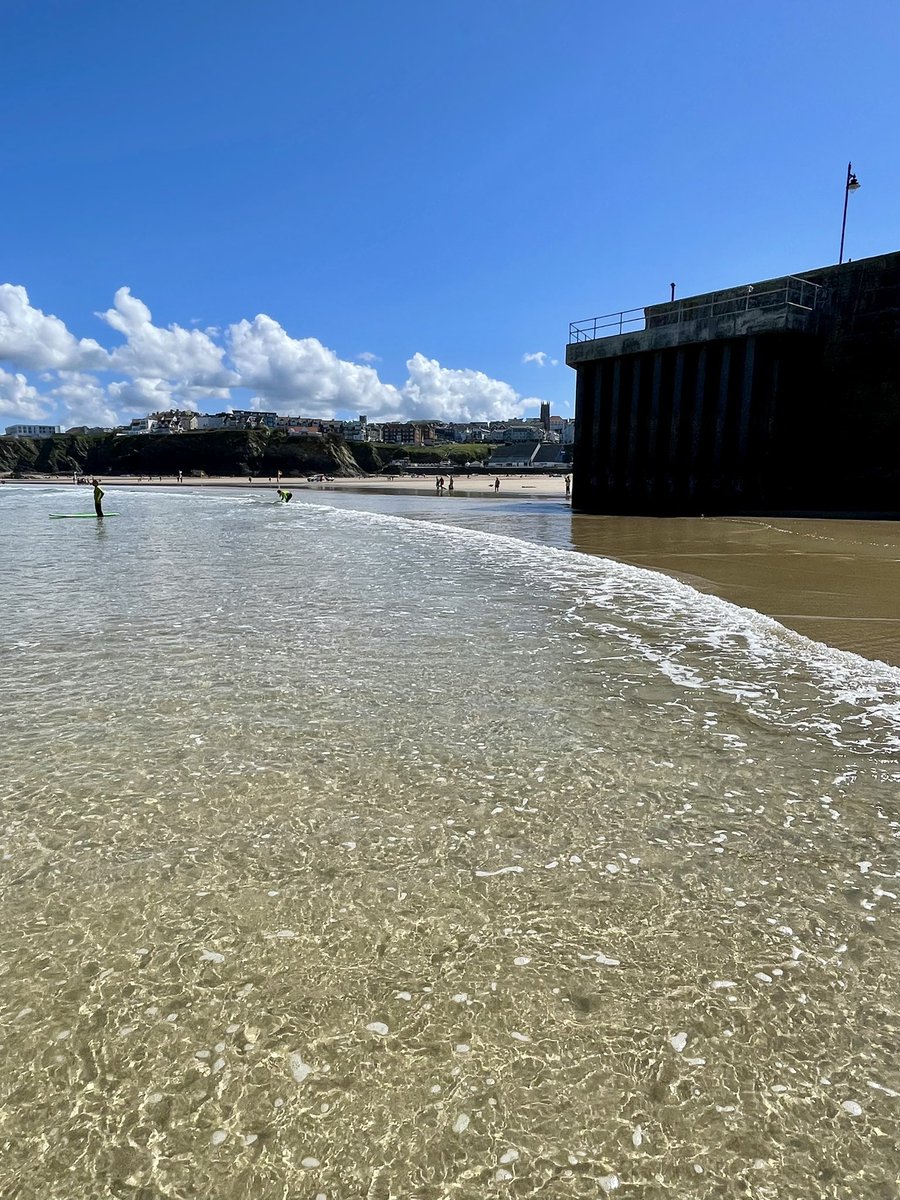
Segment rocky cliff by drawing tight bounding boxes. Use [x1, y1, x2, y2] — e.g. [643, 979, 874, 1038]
[0, 430, 365, 478]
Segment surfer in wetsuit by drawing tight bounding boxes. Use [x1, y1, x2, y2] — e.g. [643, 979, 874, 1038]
[277, 488, 293, 503]
[92, 479, 105, 519]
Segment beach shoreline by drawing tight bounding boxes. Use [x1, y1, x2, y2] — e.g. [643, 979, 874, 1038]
[8, 473, 898, 666]
[3, 472, 572, 500]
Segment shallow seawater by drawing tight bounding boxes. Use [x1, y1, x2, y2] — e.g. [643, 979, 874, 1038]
[1, 484, 899, 1199]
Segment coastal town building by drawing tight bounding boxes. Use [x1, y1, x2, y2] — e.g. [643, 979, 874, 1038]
[320, 415, 370, 441]
[284, 421, 325, 437]
[4, 423, 62, 437]
[118, 410, 199, 436]
[381, 422, 424, 444]
[550, 415, 576, 444]
[487, 441, 569, 469]
[195, 410, 278, 431]
[118, 418, 158, 435]
[195, 413, 226, 430]
[151, 410, 198, 433]
[499, 420, 548, 443]
[568, 250, 900, 515]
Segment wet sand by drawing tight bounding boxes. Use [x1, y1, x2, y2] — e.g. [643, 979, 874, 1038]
[7, 474, 899, 667]
[570, 514, 900, 668]
[5, 472, 570, 499]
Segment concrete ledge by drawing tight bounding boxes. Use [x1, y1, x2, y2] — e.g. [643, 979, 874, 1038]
[566, 306, 816, 365]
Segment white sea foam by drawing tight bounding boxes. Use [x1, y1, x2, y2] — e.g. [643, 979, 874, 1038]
[294, 497, 900, 754]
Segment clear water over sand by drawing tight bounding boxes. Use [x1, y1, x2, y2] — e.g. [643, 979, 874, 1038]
[1, 485, 899, 1199]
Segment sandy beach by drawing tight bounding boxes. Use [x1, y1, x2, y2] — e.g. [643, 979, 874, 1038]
[5, 471, 571, 499]
[8, 472, 899, 666]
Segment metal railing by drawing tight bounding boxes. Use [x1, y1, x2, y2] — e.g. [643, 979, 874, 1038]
[568, 308, 646, 343]
[569, 277, 823, 344]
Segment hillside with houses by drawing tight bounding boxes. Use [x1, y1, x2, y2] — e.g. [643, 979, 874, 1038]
[2, 407, 573, 478]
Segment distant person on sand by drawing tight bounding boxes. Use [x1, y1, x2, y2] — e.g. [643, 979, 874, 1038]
[494, 477, 500, 492]
[92, 478, 105, 519]
[447, 477, 454, 493]
[565, 474, 571, 496]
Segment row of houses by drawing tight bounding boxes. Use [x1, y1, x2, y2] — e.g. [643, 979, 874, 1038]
[5, 411, 576, 445]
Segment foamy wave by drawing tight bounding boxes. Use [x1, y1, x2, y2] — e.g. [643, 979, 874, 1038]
[297, 499, 900, 756]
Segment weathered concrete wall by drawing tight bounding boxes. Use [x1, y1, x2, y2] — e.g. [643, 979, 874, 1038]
[569, 251, 900, 515]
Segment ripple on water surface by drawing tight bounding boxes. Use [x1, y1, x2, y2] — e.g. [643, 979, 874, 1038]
[0, 486, 899, 1198]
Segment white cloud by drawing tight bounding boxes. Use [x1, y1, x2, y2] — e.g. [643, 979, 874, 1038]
[106, 376, 230, 415]
[522, 351, 558, 367]
[399, 353, 527, 422]
[0, 285, 108, 371]
[106, 376, 176, 415]
[51, 372, 119, 430]
[0, 283, 553, 428]
[99, 287, 236, 388]
[227, 321, 533, 423]
[228, 315, 401, 415]
[0, 367, 49, 422]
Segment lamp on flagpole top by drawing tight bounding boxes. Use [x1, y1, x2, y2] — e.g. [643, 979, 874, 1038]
[839, 162, 861, 265]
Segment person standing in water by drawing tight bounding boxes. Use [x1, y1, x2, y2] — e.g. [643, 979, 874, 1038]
[92, 478, 105, 518]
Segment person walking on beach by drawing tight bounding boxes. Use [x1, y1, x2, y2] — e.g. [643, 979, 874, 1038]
[447, 476, 454, 493]
[565, 474, 571, 497]
[92, 478, 105, 519]
[494, 477, 500, 493]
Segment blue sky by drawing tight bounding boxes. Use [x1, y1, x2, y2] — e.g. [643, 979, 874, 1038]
[1, 0, 897, 430]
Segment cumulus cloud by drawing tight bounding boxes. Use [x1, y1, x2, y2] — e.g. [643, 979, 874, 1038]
[0, 285, 108, 371]
[0, 367, 48, 422]
[100, 287, 235, 388]
[0, 283, 552, 429]
[228, 315, 401, 415]
[522, 350, 558, 367]
[400, 354, 527, 422]
[50, 372, 119, 429]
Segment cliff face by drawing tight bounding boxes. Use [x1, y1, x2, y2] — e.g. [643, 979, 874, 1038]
[0, 430, 365, 477]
